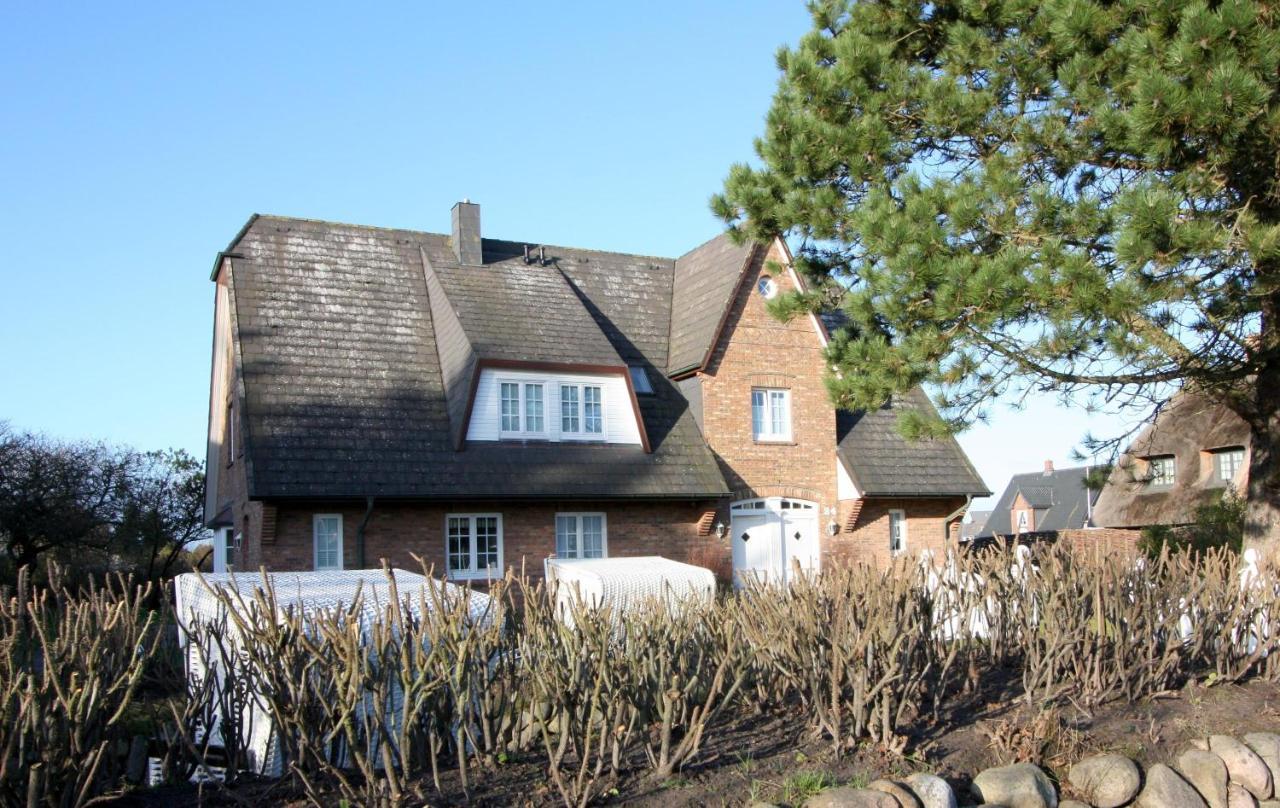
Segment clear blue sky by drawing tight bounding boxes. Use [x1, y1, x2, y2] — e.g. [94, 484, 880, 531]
[0, 1, 1126, 509]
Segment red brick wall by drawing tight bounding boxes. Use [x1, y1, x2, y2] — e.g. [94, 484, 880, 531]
[1057, 527, 1141, 559]
[833, 497, 968, 568]
[257, 499, 729, 579]
[697, 240, 839, 521]
[209, 267, 263, 570]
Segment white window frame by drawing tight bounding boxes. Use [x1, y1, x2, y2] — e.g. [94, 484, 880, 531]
[1215, 447, 1245, 483]
[1016, 509, 1029, 533]
[751, 387, 793, 442]
[313, 514, 344, 571]
[889, 509, 907, 556]
[1146, 455, 1176, 488]
[554, 512, 608, 559]
[445, 513, 504, 580]
[212, 527, 231, 573]
[559, 383, 605, 439]
[498, 379, 548, 439]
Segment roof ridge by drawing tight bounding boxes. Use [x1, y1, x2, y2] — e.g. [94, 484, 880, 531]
[249, 214, 678, 263]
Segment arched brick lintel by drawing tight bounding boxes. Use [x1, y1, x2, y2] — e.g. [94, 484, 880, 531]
[730, 484, 822, 503]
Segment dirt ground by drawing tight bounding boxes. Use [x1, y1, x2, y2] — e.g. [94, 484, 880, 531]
[103, 675, 1280, 807]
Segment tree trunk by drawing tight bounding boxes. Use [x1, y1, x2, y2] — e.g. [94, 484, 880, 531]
[1244, 361, 1280, 562]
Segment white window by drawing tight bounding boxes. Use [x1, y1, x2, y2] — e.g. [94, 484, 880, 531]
[555, 513, 607, 559]
[1146, 455, 1176, 488]
[628, 365, 654, 394]
[1215, 447, 1245, 483]
[313, 514, 343, 571]
[212, 527, 231, 573]
[446, 514, 503, 580]
[758, 277, 778, 299]
[560, 384, 604, 437]
[751, 388, 792, 442]
[1016, 509, 1029, 533]
[499, 381, 547, 437]
[889, 509, 906, 556]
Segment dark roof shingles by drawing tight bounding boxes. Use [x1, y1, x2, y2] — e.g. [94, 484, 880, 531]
[231, 216, 727, 500]
[836, 388, 990, 497]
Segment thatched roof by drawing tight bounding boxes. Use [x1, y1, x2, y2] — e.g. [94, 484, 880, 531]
[1091, 391, 1250, 529]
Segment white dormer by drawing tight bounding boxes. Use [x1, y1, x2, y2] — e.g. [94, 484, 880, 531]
[466, 367, 642, 445]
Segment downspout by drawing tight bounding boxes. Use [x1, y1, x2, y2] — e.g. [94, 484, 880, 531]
[355, 496, 375, 569]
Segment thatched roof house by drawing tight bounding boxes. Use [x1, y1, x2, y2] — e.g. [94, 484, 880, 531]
[1091, 392, 1251, 529]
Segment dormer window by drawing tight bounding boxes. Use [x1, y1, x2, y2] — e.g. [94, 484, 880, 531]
[1145, 455, 1176, 488]
[500, 381, 546, 438]
[560, 384, 603, 437]
[752, 388, 792, 442]
[1213, 446, 1246, 484]
[1016, 509, 1029, 533]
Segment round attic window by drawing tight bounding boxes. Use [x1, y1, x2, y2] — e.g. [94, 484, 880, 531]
[758, 277, 778, 299]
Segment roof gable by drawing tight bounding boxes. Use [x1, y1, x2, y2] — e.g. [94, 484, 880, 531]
[980, 465, 1097, 536]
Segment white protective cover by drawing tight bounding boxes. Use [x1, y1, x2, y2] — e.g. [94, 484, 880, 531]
[173, 568, 492, 777]
[543, 556, 716, 620]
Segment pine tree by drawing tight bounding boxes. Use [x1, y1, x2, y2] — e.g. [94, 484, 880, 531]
[715, 0, 1280, 554]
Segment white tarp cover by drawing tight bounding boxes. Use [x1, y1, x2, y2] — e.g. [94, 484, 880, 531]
[544, 556, 715, 619]
[173, 568, 493, 776]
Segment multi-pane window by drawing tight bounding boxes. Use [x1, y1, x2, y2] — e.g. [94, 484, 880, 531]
[446, 514, 502, 579]
[751, 388, 792, 441]
[560, 384, 604, 437]
[561, 385, 579, 432]
[499, 382, 547, 437]
[313, 514, 343, 571]
[500, 383, 520, 432]
[555, 513, 607, 559]
[1146, 455, 1176, 488]
[889, 509, 906, 556]
[1016, 510, 1029, 533]
[1214, 447, 1246, 483]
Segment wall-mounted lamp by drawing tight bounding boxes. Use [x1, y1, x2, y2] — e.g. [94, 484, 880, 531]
[715, 522, 727, 539]
[827, 521, 840, 536]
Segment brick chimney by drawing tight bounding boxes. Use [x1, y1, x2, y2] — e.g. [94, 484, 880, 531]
[1044, 459, 1054, 476]
[451, 200, 482, 265]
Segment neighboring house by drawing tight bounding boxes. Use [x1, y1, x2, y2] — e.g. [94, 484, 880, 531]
[1091, 392, 1250, 530]
[960, 510, 991, 543]
[979, 462, 1099, 541]
[203, 202, 989, 582]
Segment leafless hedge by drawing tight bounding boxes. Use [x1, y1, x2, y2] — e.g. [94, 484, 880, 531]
[4, 543, 1279, 807]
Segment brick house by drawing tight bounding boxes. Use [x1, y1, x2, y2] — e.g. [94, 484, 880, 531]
[203, 202, 989, 583]
[977, 461, 1100, 542]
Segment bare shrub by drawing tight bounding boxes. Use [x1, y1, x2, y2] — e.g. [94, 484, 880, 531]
[0, 566, 162, 807]
[517, 584, 637, 808]
[620, 595, 750, 778]
[733, 562, 956, 755]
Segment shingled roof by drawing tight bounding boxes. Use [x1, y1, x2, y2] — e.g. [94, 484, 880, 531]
[836, 388, 990, 498]
[219, 212, 985, 505]
[980, 465, 1099, 537]
[224, 215, 727, 501]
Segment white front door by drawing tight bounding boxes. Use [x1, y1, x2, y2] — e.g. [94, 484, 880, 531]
[730, 498, 819, 587]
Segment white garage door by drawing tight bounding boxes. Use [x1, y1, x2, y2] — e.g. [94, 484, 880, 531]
[729, 498, 819, 587]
